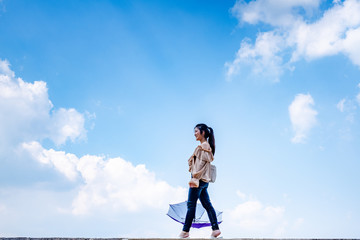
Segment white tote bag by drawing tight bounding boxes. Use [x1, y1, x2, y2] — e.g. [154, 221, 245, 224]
[210, 164, 217, 183]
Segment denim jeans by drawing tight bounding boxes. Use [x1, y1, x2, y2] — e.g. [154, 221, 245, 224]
[182, 180, 219, 232]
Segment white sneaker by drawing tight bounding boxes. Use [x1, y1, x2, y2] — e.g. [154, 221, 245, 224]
[179, 231, 189, 238]
[211, 229, 221, 238]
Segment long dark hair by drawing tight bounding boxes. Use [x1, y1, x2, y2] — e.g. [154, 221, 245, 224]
[195, 123, 215, 155]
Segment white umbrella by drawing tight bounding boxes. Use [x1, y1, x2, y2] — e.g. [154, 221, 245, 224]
[167, 201, 223, 228]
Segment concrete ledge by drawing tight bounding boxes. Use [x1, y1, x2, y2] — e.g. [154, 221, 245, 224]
[1, 238, 360, 240]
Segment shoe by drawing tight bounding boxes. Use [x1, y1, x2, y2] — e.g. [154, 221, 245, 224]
[211, 229, 221, 238]
[179, 231, 189, 238]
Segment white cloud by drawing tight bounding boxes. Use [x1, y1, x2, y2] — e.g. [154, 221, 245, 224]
[0, 59, 15, 77]
[336, 94, 358, 123]
[227, 0, 360, 81]
[22, 141, 79, 181]
[223, 191, 288, 237]
[0, 59, 86, 152]
[339, 27, 360, 65]
[1, 58, 186, 220]
[290, 0, 360, 62]
[50, 108, 86, 145]
[225, 31, 286, 82]
[337, 98, 347, 112]
[231, 0, 321, 27]
[22, 141, 186, 215]
[0, 58, 187, 236]
[289, 93, 318, 143]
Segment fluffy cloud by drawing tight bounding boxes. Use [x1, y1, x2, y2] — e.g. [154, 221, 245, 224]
[225, 31, 286, 82]
[1, 58, 186, 221]
[289, 93, 318, 143]
[22, 141, 186, 215]
[0, 59, 86, 153]
[223, 191, 290, 237]
[50, 108, 86, 145]
[22, 141, 79, 181]
[227, 0, 360, 81]
[0, 59, 15, 77]
[290, 0, 360, 62]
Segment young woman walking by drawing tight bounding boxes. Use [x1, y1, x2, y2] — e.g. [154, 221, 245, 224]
[179, 123, 221, 238]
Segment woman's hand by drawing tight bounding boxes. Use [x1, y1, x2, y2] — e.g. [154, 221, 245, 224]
[189, 182, 198, 188]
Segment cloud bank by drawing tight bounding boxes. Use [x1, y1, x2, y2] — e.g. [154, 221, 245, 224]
[226, 0, 360, 81]
[22, 141, 186, 215]
[0, 59, 86, 154]
[0, 59, 186, 216]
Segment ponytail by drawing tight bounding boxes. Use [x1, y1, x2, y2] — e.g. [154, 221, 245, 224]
[195, 123, 216, 155]
[207, 127, 215, 155]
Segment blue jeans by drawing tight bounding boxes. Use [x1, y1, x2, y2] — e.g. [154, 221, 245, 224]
[182, 180, 219, 232]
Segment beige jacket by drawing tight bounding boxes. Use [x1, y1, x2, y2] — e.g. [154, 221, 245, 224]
[188, 141, 214, 188]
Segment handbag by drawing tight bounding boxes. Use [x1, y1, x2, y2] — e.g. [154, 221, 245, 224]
[210, 164, 217, 183]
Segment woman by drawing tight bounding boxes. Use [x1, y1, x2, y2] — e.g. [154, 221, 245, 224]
[179, 123, 221, 238]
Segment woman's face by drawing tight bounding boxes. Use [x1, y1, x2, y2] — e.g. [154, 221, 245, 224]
[194, 127, 205, 141]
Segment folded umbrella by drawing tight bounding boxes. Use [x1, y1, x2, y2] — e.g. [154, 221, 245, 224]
[167, 201, 223, 228]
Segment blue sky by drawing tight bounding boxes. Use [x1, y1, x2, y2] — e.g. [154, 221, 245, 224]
[1, 0, 360, 238]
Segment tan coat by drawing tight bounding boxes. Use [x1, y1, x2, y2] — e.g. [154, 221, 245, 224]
[188, 141, 214, 188]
